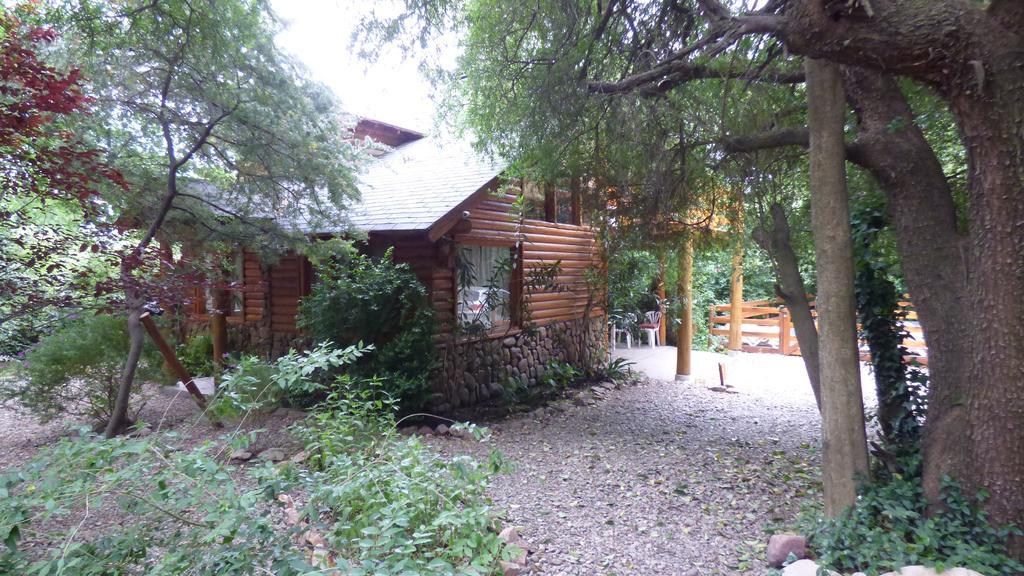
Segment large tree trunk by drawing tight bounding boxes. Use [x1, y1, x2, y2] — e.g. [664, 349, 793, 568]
[752, 202, 821, 408]
[841, 67, 972, 505]
[948, 60, 1024, 556]
[805, 58, 870, 516]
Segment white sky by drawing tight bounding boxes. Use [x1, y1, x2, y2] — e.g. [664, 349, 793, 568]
[271, 0, 442, 133]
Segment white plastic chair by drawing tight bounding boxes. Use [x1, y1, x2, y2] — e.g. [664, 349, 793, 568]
[639, 310, 661, 348]
[610, 313, 636, 349]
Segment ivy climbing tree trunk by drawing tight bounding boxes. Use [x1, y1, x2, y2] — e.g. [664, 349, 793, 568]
[805, 58, 870, 516]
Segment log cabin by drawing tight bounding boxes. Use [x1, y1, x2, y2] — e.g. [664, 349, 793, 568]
[187, 119, 607, 410]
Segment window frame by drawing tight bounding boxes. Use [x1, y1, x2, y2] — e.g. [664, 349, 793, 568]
[454, 240, 522, 333]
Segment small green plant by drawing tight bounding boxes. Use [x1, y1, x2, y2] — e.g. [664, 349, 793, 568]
[500, 373, 529, 405]
[596, 356, 635, 381]
[2, 314, 163, 425]
[800, 472, 1024, 575]
[176, 331, 214, 377]
[540, 359, 579, 393]
[211, 341, 370, 418]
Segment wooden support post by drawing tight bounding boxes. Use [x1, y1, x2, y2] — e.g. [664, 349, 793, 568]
[780, 307, 792, 355]
[657, 251, 667, 346]
[675, 236, 694, 381]
[210, 283, 228, 379]
[708, 304, 716, 349]
[544, 183, 557, 223]
[139, 312, 220, 427]
[728, 213, 744, 353]
[570, 176, 583, 226]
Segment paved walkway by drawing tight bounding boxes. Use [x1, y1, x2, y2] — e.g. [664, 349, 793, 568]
[612, 345, 876, 408]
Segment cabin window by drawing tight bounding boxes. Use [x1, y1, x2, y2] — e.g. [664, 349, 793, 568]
[456, 244, 516, 330]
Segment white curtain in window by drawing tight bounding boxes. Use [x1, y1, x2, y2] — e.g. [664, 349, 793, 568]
[458, 245, 511, 327]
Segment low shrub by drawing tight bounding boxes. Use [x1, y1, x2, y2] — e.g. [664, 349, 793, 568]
[299, 249, 437, 409]
[800, 471, 1024, 575]
[2, 314, 163, 425]
[176, 331, 214, 377]
[211, 342, 370, 418]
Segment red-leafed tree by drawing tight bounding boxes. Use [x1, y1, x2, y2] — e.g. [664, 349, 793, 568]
[0, 5, 125, 352]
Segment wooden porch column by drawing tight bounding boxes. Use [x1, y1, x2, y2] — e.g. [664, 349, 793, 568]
[544, 183, 557, 223]
[570, 176, 583, 226]
[728, 213, 744, 353]
[657, 251, 667, 346]
[210, 257, 229, 381]
[675, 236, 694, 381]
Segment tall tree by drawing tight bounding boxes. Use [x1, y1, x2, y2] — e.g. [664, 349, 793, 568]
[804, 58, 869, 515]
[48, 0, 361, 436]
[368, 0, 1024, 553]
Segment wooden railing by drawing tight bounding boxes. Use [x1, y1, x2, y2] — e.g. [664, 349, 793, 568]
[709, 298, 928, 365]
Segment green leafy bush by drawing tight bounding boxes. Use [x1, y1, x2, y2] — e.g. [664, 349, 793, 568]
[1, 342, 512, 575]
[176, 331, 214, 377]
[2, 314, 163, 425]
[298, 250, 437, 409]
[801, 472, 1024, 575]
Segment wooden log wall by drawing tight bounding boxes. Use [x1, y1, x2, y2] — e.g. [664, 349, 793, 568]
[267, 252, 310, 334]
[455, 191, 604, 327]
[241, 249, 266, 323]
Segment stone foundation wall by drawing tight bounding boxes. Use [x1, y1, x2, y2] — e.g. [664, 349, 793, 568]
[431, 315, 608, 411]
[227, 318, 305, 359]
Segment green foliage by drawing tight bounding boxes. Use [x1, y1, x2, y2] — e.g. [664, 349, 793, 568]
[211, 342, 370, 418]
[47, 0, 361, 239]
[850, 191, 927, 458]
[2, 314, 163, 424]
[0, 431, 308, 575]
[292, 384, 511, 574]
[299, 250, 437, 409]
[801, 473, 1024, 576]
[1, 343, 512, 574]
[175, 331, 214, 378]
[539, 359, 580, 392]
[607, 249, 660, 334]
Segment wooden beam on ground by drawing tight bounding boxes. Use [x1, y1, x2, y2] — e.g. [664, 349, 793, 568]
[139, 312, 221, 427]
[675, 236, 694, 381]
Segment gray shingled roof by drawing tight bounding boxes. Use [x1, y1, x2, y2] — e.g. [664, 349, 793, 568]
[349, 135, 506, 233]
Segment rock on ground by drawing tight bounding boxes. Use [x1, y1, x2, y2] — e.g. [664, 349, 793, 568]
[766, 533, 807, 567]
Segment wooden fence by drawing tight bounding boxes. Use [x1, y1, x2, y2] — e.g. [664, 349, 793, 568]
[708, 298, 928, 365]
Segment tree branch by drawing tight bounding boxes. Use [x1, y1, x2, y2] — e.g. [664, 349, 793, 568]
[587, 61, 803, 94]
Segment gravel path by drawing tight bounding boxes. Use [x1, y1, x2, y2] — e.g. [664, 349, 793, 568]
[431, 360, 840, 576]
